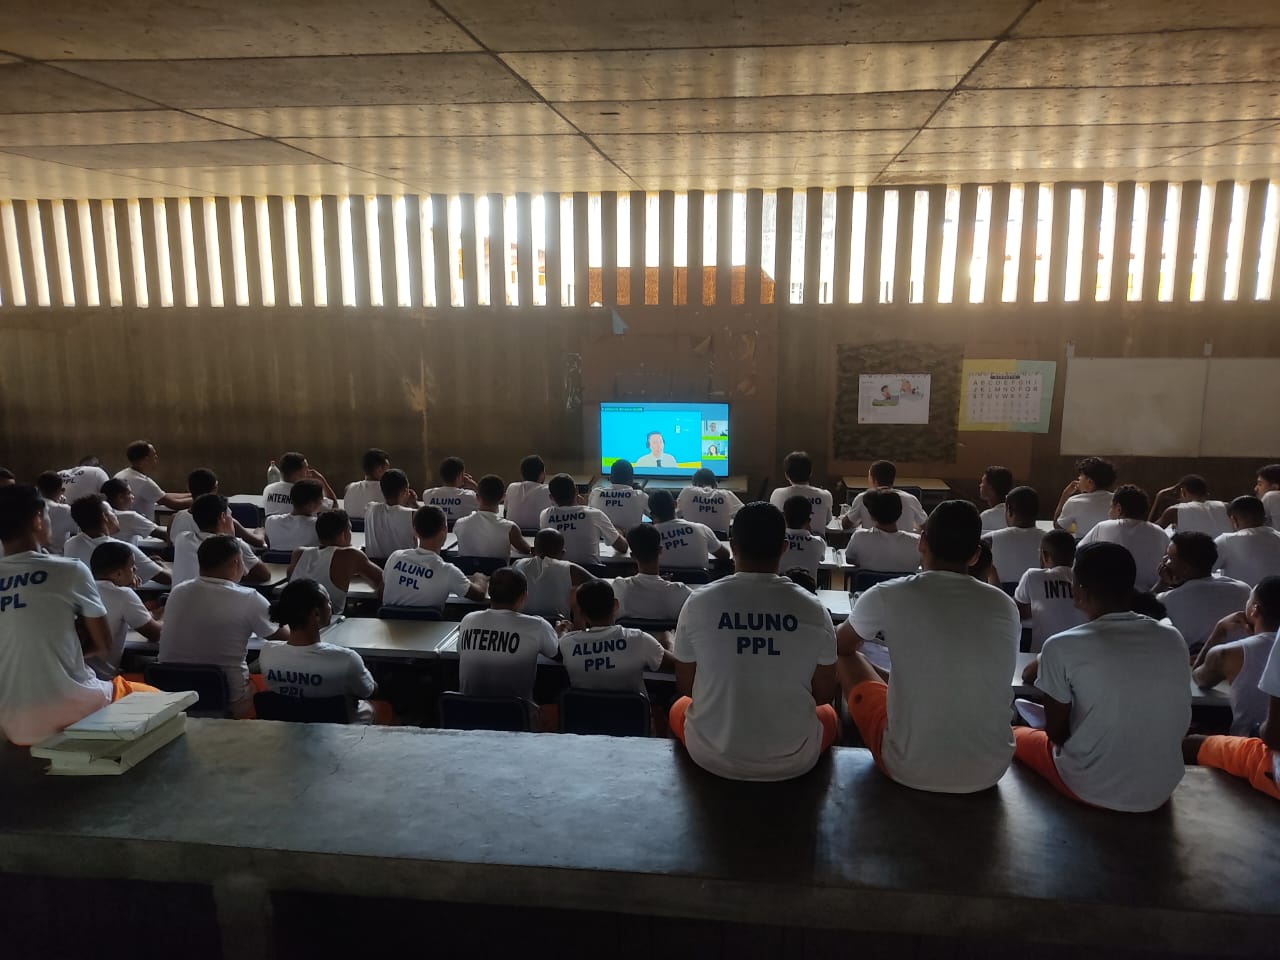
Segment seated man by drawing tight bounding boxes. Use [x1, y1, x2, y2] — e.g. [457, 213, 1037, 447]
[113, 440, 192, 521]
[160, 535, 289, 719]
[512, 528, 597, 619]
[984, 485, 1045, 586]
[560, 579, 671, 694]
[453, 474, 532, 559]
[670, 502, 839, 781]
[0, 486, 156, 746]
[1014, 530, 1087, 653]
[1079, 484, 1170, 592]
[260, 579, 379, 723]
[422, 456, 479, 523]
[64, 495, 171, 586]
[1191, 576, 1280, 737]
[1157, 532, 1252, 653]
[170, 468, 264, 547]
[263, 451, 336, 518]
[978, 465, 1014, 532]
[100, 477, 164, 545]
[88, 541, 163, 678]
[342, 448, 392, 523]
[172, 494, 270, 587]
[676, 468, 743, 536]
[59, 456, 110, 506]
[842, 459, 927, 532]
[1016, 542, 1191, 812]
[35, 470, 75, 555]
[1256, 463, 1280, 528]
[540, 473, 628, 566]
[612, 524, 693, 626]
[1151, 474, 1231, 536]
[1215, 496, 1280, 587]
[838, 500, 1020, 793]
[364, 468, 420, 561]
[505, 455, 553, 531]
[264, 479, 325, 552]
[1054, 456, 1116, 539]
[649, 490, 728, 571]
[844, 488, 921, 573]
[383, 506, 487, 608]
[288, 510, 384, 613]
[588, 459, 650, 532]
[781, 495, 826, 583]
[771, 450, 836, 533]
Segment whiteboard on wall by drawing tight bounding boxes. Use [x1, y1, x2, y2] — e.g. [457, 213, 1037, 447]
[1060, 358, 1207, 457]
[1200, 359, 1280, 457]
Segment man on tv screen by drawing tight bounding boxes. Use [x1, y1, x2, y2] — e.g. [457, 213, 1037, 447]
[636, 431, 678, 469]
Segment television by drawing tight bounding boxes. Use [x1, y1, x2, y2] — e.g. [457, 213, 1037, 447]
[600, 401, 729, 478]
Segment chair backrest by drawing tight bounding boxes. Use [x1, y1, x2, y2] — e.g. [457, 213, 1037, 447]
[228, 502, 263, 529]
[617, 617, 678, 633]
[453, 555, 508, 576]
[438, 692, 531, 732]
[144, 663, 231, 717]
[261, 549, 293, 564]
[378, 604, 444, 621]
[560, 689, 651, 737]
[853, 570, 907, 593]
[660, 567, 712, 585]
[349, 517, 365, 533]
[1000, 581, 1018, 598]
[253, 692, 350, 723]
[897, 485, 924, 502]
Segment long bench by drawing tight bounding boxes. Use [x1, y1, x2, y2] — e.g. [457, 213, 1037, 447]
[1, 721, 1276, 959]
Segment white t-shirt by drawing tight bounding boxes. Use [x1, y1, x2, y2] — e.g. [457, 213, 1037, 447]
[1171, 500, 1231, 537]
[0, 551, 111, 746]
[341, 480, 382, 523]
[169, 508, 196, 542]
[844, 528, 921, 573]
[1263, 489, 1280, 529]
[505, 481, 553, 530]
[60, 465, 110, 505]
[848, 571, 1020, 793]
[159, 576, 278, 704]
[64, 533, 163, 584]
[846, 488, 927, 532]
[1158, 576, 1253, 651]
[422, 486, 479, 522]
[1036, 612, 1191, 812]
[676, 485, 743, 534]
[265, 514, 319, 551]
[46, 502, 75, 555]
[539, 504, 621, 565]
[986, 526, 1045, 586]
[588, 484, 649, 532]
[113, 467, 166, 521]
[97, 579, 153, 668]
[259, 640, 375, 703]
[382, 548, 473, 608]
[635, 452, 678, 468]
[769, 484, 834, 533]
[292, 546, 347, 611]
[1059, 490, 1113, 539]
[1079, 518, 1171, 592]
[171, 530, 260, 586]
[457, 608, 559, 700]
[783, 529, 826, 580]
[1214, 526, 1280, 587]
[261, 479, 296, 517]
[653, 518, 722, 569]
[1218, 632, 1275, 736]
[560, 624, 665, 694]
[1014, 566, 1087, 653]
[512, 556, 574, 617]
[363, 502, 417, 559]
[112, 509, 159, 544]
[453, 510, 518, 559]
[613, 573, 692, 622]
[1256, 643, 1280, 786]
[980, 505, 1007, 532]
[673, 573, 837, 781]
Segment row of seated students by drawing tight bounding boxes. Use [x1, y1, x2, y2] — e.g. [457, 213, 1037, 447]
[4, 480, 1280, 812]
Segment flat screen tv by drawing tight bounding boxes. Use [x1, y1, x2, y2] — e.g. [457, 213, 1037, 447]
[599, 401, 729, 478]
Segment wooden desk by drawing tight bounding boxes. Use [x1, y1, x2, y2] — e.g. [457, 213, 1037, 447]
[322, 617, 459, 658]
[842, 477, 951, 493]
[640, 475, 750, 495]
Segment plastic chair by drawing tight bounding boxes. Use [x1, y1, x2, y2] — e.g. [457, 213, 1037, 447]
[438, 692, 531, 732]
[261, 549, 293, 564]
[453, 556, 508, 577]
[559, 689, 651, 737]
[144, 663, 231, 717]
[253, 692, 350, 723]
[378, 605, 444, 621]
[853, 570, 907, 593]
[229, 502, 262, 529]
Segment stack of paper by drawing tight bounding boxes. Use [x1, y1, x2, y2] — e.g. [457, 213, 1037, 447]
[31, 691, 198, 775]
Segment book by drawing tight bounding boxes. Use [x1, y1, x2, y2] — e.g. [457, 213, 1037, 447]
[31, 714, 187, 776]
[61, 690, 198, 741]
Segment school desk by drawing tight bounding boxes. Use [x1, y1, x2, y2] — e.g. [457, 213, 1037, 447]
[321, 617, 460, 658]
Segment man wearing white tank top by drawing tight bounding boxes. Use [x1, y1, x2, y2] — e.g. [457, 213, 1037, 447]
[505, 455, 554, 531]
[288, 510, 384, 612]
[1151, 475, 1230, 537]
[1215, 496, 1280, 587]
[342, 449, 391, 525]
[511, 529, 597, 618]
[1192, 577, 1280, 736]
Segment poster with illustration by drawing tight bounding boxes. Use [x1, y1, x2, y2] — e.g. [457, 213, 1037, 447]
[858, 374, 931, 425]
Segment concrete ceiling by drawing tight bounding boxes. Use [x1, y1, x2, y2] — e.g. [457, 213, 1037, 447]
[0, 0, 1277, 199]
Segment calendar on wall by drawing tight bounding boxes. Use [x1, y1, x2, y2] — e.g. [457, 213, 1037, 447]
[959, 360, 1057, 433]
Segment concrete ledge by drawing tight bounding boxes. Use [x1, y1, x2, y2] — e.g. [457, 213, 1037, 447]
[2, 721, 1277, 955]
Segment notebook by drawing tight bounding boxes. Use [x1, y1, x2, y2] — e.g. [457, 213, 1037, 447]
[61, 691, 198, 740]
[31, 714, 188, 776]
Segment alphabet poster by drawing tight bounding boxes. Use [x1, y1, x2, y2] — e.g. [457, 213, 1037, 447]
[857, 374, 932, 424]
[959, 359, 1057, 433]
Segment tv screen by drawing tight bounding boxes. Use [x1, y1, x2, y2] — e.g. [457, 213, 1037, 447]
[600, 401, 729, 478]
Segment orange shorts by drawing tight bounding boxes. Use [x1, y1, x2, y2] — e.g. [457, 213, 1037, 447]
[1013, 727, 1083, 802]
[110, 676, 159, 700]
[669, 696, 839, 752]
[846, 680, 890, 771]
[1197, 736, 1280, 801]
